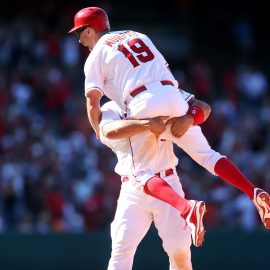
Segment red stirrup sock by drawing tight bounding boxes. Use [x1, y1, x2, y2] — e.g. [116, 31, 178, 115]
[214, 157, 255, 199]
[144, 176, 190, 215]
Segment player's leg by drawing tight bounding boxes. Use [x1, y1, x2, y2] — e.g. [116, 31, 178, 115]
[151, 174, 193, 270]
[214, 157, 270, 229]
[142, 170, 206, 247]
[107, 183, 153, 270]
[167, 124, 270, 229]
[144, 175, 190, 214]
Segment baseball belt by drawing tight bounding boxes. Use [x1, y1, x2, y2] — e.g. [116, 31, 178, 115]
[121, 168, 174, 183]
[155, 168, 174, 177]
[129, 80, 174, 98]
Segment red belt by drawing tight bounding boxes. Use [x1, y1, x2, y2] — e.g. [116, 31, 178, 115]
[130, 80, 174, 98]
[155, 168, 174, 177]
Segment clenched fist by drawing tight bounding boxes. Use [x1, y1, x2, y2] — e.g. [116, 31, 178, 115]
[148, 116, 169, 136]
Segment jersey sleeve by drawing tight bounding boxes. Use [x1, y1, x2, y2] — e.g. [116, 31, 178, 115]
[84, 48, 105, 97]
[99, 101, 122, 129]
[99, 102, 122, 145]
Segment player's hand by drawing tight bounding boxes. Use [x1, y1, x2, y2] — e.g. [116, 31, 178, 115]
[148, 116, 168, 136]
[166, 115, 194, 138]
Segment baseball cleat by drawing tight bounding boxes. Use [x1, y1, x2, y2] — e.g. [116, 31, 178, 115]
[184, 200, 206, 247]
[252, 188, 270, 229]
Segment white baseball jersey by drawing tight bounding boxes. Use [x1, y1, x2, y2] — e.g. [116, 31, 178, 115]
[85, 30, 178, 110]
[84, 30, 188, 122]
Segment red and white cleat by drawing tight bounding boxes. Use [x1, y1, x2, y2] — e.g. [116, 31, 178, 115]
[183, 200, 206, 247]
[252, 188, 270, 229]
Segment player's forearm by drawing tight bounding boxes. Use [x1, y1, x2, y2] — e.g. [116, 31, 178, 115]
[86, 89, 102, 137]
[102, 119, 152, 139]
[86, 99, 101, 136]
[87, 105, 101, 135]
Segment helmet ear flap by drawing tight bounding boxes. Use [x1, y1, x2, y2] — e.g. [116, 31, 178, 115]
[68, 7, 110, 34]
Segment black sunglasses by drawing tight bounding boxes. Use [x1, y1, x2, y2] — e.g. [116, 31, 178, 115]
[76, 27, 87, 38]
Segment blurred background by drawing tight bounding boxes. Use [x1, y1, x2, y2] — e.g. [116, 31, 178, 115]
[0, 0, 269, 269]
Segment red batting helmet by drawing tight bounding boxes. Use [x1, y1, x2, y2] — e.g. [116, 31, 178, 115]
[68, 7, 110, 34]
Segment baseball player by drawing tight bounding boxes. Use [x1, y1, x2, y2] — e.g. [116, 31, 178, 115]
[68, 7, 270, 237]
[102, 112, 193, 270]
[100, 91, 208, 270]
[68, 6, 207, 247]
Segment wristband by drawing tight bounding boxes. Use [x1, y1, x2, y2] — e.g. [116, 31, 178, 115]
[187, 106, 205, 125]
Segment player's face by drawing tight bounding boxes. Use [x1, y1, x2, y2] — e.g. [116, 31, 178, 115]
[77, 27, 95, 51]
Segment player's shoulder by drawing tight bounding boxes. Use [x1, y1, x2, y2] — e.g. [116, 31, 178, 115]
[105, 30, 148, 41]
[108, 30, 144, 35]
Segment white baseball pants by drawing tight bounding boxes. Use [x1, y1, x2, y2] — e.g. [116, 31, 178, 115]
[107, 173, 192, 270]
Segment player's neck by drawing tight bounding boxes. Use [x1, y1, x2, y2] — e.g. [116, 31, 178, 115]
[98, 30, 110, 38]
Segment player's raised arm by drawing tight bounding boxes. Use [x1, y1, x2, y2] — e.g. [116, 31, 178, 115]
[86, 89, 102, 138]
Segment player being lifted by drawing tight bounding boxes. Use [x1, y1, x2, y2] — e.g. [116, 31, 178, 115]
[68, 6, 270, 245]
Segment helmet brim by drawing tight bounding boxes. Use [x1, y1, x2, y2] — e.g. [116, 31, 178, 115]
[68, 25, 87, 34]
